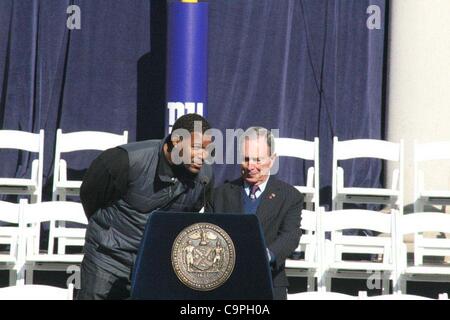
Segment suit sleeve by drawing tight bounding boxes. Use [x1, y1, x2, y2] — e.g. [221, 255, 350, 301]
[268, 189, 303, 270]
[80, 147, 129, 219]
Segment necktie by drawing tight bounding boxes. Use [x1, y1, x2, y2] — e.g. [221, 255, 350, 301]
[249, 184, 260, 200]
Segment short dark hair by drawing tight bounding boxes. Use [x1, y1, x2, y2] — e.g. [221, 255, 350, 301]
[168, 114, 211, 151]
[172, 113, 211, 134]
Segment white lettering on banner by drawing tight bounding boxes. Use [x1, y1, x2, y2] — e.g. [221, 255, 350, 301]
[366, 5, 381, 30]
[167, 102, 204, 134]
[67, 5, 81, 30]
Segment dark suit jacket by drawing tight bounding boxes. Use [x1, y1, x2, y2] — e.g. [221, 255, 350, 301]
[206, 176, 303, 293]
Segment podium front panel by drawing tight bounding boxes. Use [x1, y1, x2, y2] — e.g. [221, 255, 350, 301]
[131, 212, 274, 300]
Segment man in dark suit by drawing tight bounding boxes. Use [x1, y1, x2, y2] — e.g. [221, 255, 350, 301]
[207, 127, 303, 300]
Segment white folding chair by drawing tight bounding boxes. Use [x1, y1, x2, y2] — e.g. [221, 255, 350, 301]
[321, 209, 398, 294]
[52, 129, 127, 254]
[0, 201, 24, 285]
[332, 137, 404, 213]
[397, 212, 450, 294]
[0, 130, 44, 203]
[285, 209, 322, 291]
[0, 284, 73, 300]
[414, 141, 450, 212]
[288, 291, 358, 300]
[274, 137, 319, 210]
[52, 129, 128, 201]
[19, 200, 87, 285]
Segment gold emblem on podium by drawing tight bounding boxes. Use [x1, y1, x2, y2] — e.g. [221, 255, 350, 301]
[171, 223, 236, 291]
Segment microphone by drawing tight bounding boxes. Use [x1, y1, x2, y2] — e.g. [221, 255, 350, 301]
[200, 176, 210, 213]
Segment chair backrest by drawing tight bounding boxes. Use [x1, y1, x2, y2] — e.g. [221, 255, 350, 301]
[322, 209, 394, 234]
[332, 137, 404, 192]
[55, 129, 128, 153]
[19, 200, 88, 256]
[414, 140, 450, 195]
[321, 209, 397, 265]
[0, 130, 43, 153]
[0, 284, 73, 300]
[300, 209, 317, 232]
[274, 138, 317, 160]
[21, 200, 88, 225]
[288, 291, 358, 300]
[399, 212, 450, 235]
[52, 129, 128, 200]
[333, 137, 402, 162]
[0, 201, 21, 224]
[414, 141, 450, 162]
[0, 130, 44, 202]
[274, 137, 319, 207]
[397, 212, 450, 267]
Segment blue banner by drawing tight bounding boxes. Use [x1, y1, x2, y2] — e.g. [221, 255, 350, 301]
[166, 2, 208, 134]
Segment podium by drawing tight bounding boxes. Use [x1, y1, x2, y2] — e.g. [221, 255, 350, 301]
[131, 212, 274, 300]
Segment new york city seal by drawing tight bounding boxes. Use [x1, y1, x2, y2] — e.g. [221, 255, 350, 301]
[171, 223, 235, 291]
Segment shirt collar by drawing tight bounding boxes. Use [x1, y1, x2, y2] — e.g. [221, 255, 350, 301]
[243, 175, 270, 194]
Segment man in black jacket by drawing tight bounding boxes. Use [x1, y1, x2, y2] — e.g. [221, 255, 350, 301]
[77, 114, 214, 300]
[207, 127, 303, 300]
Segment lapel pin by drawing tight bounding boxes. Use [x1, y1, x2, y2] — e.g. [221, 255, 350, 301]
[269, 193, 276, 200]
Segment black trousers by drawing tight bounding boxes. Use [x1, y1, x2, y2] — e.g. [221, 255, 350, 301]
[76, 259, 131, 300]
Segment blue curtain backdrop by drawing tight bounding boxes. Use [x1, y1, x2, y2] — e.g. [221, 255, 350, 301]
[0, 0, 387, 207]
[207, 0, 387, 208]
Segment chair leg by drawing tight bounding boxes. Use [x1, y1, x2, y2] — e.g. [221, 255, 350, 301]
[30, 194, 38, 204]
[9, 270, 17, 286]
[381, 275, 390, 294]
[25, 268, 34, 285]
[400, 278, 407, 294]
[60, 190, 67, 201]
[316, 271, 325, 292]
[415, 199, 424, 212]
[15, 263, 25, 285]
[325, 275, 332, 292]
[392, 273, 400, 294]
[307, 276, 315, 291]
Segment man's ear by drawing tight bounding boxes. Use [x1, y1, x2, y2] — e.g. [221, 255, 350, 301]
[270, 153, 277, 162]
[171, 134, 181, 147]
[269, 153, 277, 168]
